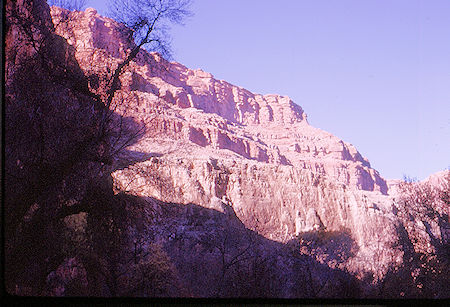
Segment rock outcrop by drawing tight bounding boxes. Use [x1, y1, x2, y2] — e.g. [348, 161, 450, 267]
[6, 1, 447, 297]
[50, 6, 388, 193]
[48, 6, 402, 278]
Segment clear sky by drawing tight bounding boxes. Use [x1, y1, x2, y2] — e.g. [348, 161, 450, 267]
[84, 0, 449, 180]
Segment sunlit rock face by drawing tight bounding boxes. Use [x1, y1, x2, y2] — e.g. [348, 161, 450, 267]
[50, 6, 387, 193]
[50, 6, 448, 280]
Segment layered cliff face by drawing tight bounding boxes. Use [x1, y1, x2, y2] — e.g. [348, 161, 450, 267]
[50, 6, 387, 193]
[48, 6, 403, 278]
[7, 0, 447, 297]
[3, 2, 439, 296]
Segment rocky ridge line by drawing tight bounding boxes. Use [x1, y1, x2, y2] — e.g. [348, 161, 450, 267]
[49, 6, 447, 281]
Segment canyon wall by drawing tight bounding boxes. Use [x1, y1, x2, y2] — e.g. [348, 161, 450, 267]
[48, 6, 405, 278]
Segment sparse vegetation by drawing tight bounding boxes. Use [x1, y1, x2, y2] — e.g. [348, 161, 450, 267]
[392, 172, 450, 298]
[374, 171, 450, 298]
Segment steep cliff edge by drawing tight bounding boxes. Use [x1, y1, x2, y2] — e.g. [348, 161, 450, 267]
[50, 6, 387, 195]
[6, 1, 447, 297]
[48, 7, 403, 279]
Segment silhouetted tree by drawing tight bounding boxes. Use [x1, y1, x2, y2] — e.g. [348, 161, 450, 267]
[5, 0, 191, 296]
[108, 0, 191, 58]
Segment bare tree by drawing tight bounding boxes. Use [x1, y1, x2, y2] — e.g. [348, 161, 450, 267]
[108, 0, 191, 58]
[5, 0, 191, 296]
[90, 0, 192, 164]
[48, 0, 192, 164]
[69, 0, 192, 296]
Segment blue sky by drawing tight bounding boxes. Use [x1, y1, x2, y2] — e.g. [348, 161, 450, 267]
[84, 0, 449, 180]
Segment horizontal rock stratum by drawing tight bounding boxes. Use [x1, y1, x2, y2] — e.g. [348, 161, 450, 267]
[50, 6, 448, 281]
